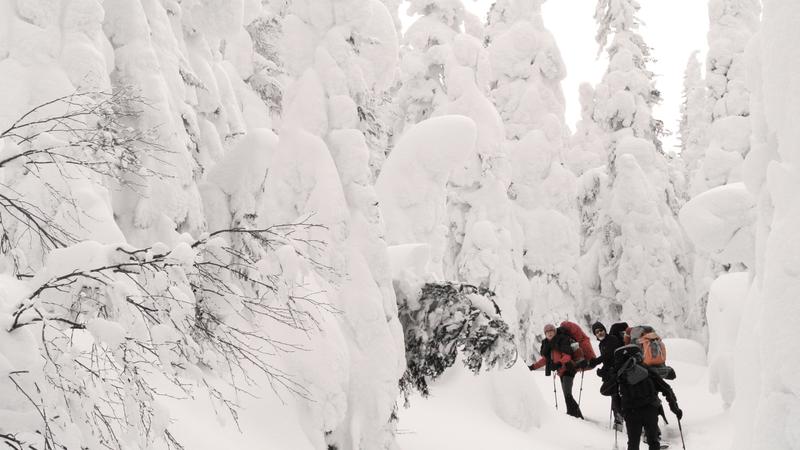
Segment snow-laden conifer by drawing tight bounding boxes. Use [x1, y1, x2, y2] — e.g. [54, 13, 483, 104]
[679, 51, 710, 189]
[585, 0, 691, 334]
[690, 0, 760, 191]
[486, 0, 583, 355]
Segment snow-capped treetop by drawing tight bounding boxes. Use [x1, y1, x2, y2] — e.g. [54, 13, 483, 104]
[407, 0, 466, 26]
[486, 0, 544, 42]
[592, 0, 663, 154]
[679, 51, 710, 177]
[487, 0, 567, 141]
[595, 0, 642, 56]
[706, 0, 760, 121]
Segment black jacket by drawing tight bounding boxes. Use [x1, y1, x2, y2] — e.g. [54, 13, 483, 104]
[596, 334, 623, 380]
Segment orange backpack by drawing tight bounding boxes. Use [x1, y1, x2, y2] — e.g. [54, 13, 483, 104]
[629, 326, 666, 366]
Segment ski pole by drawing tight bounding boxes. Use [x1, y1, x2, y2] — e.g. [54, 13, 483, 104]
[578, 369, 585, 406]
[552, 373, 559, 410]
[678, 417, 687, 450]
[609, 405, 613, 429]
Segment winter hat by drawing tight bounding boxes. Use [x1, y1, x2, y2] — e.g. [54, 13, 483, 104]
[543, 324, 556, 333]
[592, 321, 607, 335]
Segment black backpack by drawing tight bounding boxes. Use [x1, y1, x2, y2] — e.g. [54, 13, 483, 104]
[613, 345, 659, 409]
[553, 327, 578, 355]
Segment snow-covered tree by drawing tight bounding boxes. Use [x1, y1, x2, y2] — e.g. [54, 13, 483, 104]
[593, 0, 665, 154]
[394, 0, 468, 132]
[584, 0, 691, 334]
[394, 1, 526, 338]
[568, 83, 607, 176]
[0, 86, 327, 449]
[732, 1, 800, 446]
[264, 2, 406, 448]
[690, 0, 760, 192]
[678, 0, 760, 346]
[485, 0, 582, 355]
[679, 51, 711, 191]
[0, 1, 406, 448]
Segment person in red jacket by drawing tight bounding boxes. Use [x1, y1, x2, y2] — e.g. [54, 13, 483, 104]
[529, 323, 585, 418]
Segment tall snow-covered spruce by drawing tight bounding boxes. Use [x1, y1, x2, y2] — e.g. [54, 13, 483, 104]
[485, 0, 583, 358]
[395, 0, 524, 337]
[679, 51, 710, 188]
[266, 1, 407, 448]
[583, 0, 691, 335]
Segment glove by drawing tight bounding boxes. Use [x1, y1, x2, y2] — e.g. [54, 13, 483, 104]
[564, 360, 576, 371]
[577, 359, 589, 369]
[551, 362, 562, 370]
[668, 400, 683, 420]
[528, 364, 535, 371]
[590, 357, 602, 368]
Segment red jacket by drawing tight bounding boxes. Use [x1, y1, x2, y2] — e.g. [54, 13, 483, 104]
[531, 321, 597, 377]
[531, 346, 580, 377]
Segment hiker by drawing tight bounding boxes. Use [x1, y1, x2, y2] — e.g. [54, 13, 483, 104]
[591, 321, 625, 430]
[528, 323, 586, 419]
[605, 344, 683, 450]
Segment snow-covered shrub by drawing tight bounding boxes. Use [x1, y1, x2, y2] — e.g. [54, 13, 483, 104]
[0, 92, 325, 450]
[0, 222, 325, 450]
[397, 282, 517, 400]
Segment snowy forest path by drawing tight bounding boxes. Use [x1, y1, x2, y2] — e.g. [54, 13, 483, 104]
[398, 344, 732, 449]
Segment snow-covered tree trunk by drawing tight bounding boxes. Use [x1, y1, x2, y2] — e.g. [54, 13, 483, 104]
[732, 1, 800, 446]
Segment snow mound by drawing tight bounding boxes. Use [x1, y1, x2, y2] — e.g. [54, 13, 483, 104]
[678, 182, 756, 266]
[375, 115, 477, 273]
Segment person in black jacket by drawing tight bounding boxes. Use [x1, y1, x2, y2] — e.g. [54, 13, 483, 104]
[611, 345, 682, 450]
[591, 321, 624, 430]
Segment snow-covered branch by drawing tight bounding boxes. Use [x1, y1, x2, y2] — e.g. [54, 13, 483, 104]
[398, 282, 516, 401]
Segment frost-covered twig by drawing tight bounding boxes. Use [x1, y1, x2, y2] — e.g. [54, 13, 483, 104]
[0, 89, 169, 275]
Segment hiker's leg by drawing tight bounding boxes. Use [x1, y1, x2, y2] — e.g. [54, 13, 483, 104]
[624, 410, 643, 450]
[612, 393, 624, 426]
[642, 405, 661, 450]
[561, 375, 579, 417]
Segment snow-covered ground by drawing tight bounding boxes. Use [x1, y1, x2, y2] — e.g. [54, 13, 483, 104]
[398, 339, 731, 449]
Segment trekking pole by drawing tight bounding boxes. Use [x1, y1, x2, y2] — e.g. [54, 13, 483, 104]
[677, 418, 687, 450]
[578, 369, 585, 406]
[552, 373, 559, 410]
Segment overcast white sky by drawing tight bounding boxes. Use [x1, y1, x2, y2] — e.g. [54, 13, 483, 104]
[401, 0, 709, 151]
